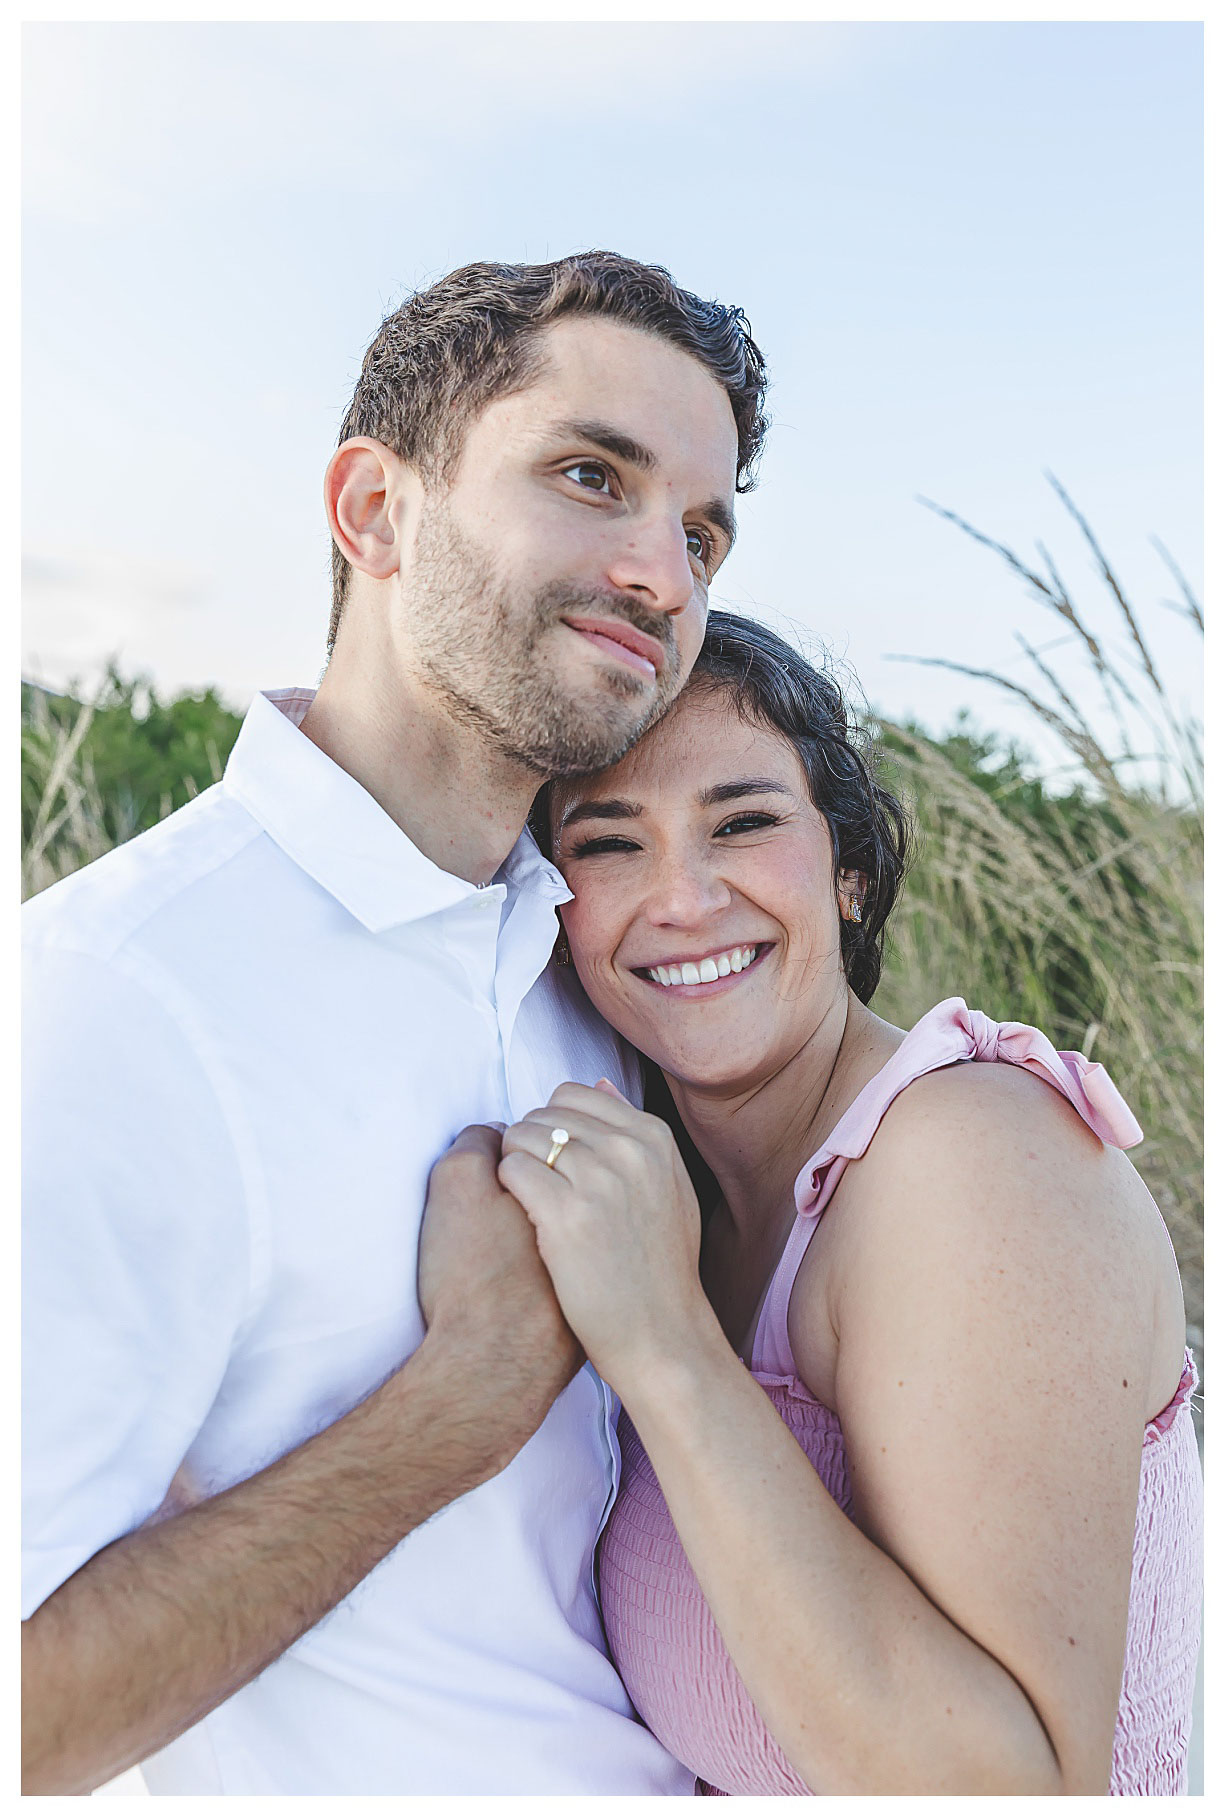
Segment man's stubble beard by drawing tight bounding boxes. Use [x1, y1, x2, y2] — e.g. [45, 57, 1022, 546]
[399, 495, 685, 778]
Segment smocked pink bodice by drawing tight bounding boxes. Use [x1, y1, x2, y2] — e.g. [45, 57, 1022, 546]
[599, 1000, 1203, 1796]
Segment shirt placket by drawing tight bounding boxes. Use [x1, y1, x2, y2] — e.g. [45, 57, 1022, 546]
[491, 884, 621, 1589]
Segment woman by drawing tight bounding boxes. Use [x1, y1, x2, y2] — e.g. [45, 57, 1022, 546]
[497, 612, 1201, 1796]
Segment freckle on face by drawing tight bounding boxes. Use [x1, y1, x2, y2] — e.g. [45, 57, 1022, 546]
[554, 689, 851, 1087]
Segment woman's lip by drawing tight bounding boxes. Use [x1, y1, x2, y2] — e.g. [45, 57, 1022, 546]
[562, 618, 662, 679]
[631, 944, 774, 995]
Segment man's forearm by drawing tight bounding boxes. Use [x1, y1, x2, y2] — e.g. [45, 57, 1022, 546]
[22, 1329, 517, 1794]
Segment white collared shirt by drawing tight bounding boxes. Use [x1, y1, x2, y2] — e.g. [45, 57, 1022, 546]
[22, 689, 693, 1796]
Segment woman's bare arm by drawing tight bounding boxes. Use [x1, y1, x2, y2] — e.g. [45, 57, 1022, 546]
[514, 1073, 1176, 1794]
[624, 1065, 1177, 1792]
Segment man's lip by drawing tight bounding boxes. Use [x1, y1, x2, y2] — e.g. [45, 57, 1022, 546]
[561, 615, 667, 676]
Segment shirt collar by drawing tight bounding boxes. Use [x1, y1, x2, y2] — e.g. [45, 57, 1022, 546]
[223, 689, 571, 933]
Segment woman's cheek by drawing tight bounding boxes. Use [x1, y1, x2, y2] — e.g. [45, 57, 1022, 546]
[561, 905, 629, 1022]
[560, 901, 600, 983]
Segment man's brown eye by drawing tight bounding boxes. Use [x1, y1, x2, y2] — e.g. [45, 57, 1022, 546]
[686, 529, 709, 562]
[564, 462, 611, 492]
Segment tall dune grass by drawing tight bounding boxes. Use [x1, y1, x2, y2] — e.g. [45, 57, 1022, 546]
[21, 682, 129, 900]
[871, 485, 1203, 1375]
[21, 672, 232, 901]
[20, 497, 1203, 1385]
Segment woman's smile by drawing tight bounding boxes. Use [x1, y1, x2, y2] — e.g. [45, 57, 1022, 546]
[550, 685, 859, 1091]
[511, 611, 1197, 1802]
[632, 941, 775, 995]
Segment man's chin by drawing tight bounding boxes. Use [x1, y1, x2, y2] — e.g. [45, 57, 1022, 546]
[518, 698, 659, 779]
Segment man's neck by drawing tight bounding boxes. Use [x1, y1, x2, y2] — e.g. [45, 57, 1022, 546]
[300, 653, 544, 889]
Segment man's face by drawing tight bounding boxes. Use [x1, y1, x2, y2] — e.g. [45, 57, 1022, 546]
[394, 316, 741, 777]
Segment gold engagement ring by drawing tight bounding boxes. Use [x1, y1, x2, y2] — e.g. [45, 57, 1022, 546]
[544, 1128, 570, 1169]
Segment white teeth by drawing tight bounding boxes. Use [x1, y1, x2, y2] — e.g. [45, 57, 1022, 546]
[645, 945, 761, 987]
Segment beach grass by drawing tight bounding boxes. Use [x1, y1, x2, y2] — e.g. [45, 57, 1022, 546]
[21, 496, 1203, 1394]
[870, 487, 1202, 1388]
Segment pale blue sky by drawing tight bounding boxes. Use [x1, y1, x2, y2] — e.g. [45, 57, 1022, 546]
[22, 21, 1203, 769]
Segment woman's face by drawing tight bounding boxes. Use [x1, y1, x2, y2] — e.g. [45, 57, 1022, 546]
[553, 686, 858, 1092]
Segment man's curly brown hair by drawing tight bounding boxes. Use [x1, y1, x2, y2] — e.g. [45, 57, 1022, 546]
[327, 251, 769, 651]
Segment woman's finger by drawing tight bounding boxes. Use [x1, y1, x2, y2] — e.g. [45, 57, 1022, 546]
[500, 1117, 585, 1182]
[502, 1104, 625, 1159]
[497, 1145, 574, 1214]
[547, 1079, 643, 1130]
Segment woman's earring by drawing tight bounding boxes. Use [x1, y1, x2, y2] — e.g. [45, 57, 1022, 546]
[838, 869, 865, 926]
[554, 927, 572, 967]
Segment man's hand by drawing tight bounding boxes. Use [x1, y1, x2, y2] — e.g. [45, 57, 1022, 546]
[419, 1124, 584, 1434]
[23, 1125, 585, 1795]
[23, 1325, 519, 1793]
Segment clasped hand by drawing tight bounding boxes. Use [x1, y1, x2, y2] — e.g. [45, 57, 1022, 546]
[497, 1082, 706, 1391]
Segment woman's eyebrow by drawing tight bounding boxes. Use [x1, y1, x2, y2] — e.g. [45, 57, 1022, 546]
[558, 796, 643, 834]
[699, 778, 794, 807]
[560, 780, 793, 833]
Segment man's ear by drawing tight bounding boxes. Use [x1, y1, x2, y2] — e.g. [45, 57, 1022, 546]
[324, 437, 417, 583]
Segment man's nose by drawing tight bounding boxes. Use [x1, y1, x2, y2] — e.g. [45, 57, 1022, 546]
[604, 517, 698, 618]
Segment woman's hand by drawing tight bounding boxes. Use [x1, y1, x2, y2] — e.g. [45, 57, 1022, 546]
[498, 1083, 713, 1390]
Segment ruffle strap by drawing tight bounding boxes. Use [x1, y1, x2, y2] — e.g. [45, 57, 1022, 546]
[952, 1001, 1143, 1149]
[796, 998, 1144, 1219]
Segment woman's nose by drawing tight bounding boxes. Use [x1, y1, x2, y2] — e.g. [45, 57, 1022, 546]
[646, 854, 733, 925]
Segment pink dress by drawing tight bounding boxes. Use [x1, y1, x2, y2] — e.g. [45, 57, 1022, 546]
[599, 1000, 1202, 1795]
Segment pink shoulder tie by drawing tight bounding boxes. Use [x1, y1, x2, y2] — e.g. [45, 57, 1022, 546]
[794, 997, 1143, 1222]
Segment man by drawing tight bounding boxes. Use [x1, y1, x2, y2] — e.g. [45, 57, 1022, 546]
[22, 252, 767, 1794]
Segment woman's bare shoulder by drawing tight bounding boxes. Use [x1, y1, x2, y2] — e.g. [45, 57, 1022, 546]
[835, 1053, 1168, 1280]
[879, 1055, 1137, 1175]
[811, 1051, 1187, 1426]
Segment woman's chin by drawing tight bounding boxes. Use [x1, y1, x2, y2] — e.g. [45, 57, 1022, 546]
[580, 988, 774, 1094]
[645, 1042, 773, 1097]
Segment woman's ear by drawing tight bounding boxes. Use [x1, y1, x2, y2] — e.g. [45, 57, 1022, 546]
[836, 868, 869, 924]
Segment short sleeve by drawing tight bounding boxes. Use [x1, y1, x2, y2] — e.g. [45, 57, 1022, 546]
[22, 942, 251, 1618]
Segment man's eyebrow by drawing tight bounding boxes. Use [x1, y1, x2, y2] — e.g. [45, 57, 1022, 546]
[699, 497, 737, 554]
[558, 796, 643, 833]
[699, 778, 794, 807]
[553, 419, 736, 554]
[555, 419, 657, 472]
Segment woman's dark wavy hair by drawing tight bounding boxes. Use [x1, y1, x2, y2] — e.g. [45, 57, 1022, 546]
[687, 609, 911, 1005]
